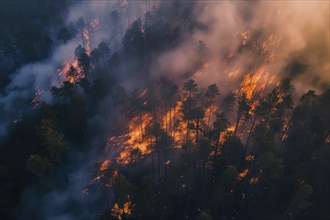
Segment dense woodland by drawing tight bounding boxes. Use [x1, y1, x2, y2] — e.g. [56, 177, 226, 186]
[0, 1, 329, 220]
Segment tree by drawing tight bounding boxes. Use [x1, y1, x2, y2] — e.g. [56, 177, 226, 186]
[26, 155, 54, 176]
[77, 51, 92, 83]
[204, 84, 220, 128]
[180, 9, 191, 36]
[113, 174, 136, 206]
[144, 121, 170, 180]
[234, 92, 251, 137]
[108, 52, 121, 72]
[181, 97, 195, 142]
[75, 44, 86, 58]
[90, 48, 101, 70]
[37, 119, 68, 182]
[57, 27, 71, 44]
[75, 17, 86, 45]
[213, 112, 229, 165]
[113, 86, 128, 129]
[191, 106, 205, 145]
[221, 92, 236, 116]
[97, 41, 110, 69]
[210, 165, 239, 218]
[283, 184, 313, 219]
[220, 133, 244, 167]
[94, 162, 116, 209]
[183, 79, 198, 98]
[122, 18, 145, 58]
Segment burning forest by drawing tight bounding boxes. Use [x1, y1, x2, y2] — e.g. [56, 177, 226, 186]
[0, 1, 329, 220]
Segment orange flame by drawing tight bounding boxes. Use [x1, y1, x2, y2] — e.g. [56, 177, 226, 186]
[57, 59, 85, 84]
[83, 28, 91, 55]
[90, 18, 100, 29]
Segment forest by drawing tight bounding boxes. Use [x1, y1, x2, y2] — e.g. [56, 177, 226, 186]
[0, 1, 329, 220]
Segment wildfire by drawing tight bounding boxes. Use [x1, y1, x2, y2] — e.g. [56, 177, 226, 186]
[100, 160, 111, 171]
[111, 201, 134, 220]
[31, 89, 42, 108]
[245, 155, 254, 161]
[90, 18, 100, 29]
[57, 59, 84, 84]
[249, 177, 259, 184]
[83, 28, 92, 55]
[238, 169, 249, 180]
[239, 65, 269, 100]
[194, 61, 210, 78]
[107, 91, 213, 165]
[107, 113, 153, 165]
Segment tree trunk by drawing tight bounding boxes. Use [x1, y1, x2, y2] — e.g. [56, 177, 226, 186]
[213, 131, 221, 168]
[245, 115, 257, 153]
[195, 120, 199, 145]
[234, 111, 241, 137]
[186, 119, 190, 142]
[56, 153, 69, 183]
[157, 148, 161, 182]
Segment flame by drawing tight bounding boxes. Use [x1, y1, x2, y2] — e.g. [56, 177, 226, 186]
[90, 18, 100, 29]
[239, 66, 268, 100]
[31, 89, 42, 108]
[100, 160, 110, 171]
[83, 28, 91, 55]
[107, 113, 153, 165]
[249, 177, 259, 184]
[325, 135, 330, 144]
[111, 201, 133, 219]
[245, 155, 254, 161]
[238, 169, 249, 179]
[57, 59, 85, 84]
[107, 90, 212, 165]
[195, 62, 210, 77]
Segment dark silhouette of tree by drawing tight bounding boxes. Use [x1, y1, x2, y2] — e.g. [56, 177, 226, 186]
[213, 112, 229, 165]
[204, 84, 220, 128]
[113, 86, 129, 129]
[221, 92, 236, 114]
[77, 51, 92, 83]
[75, 17, 86, 45]
[234, 92, 251, 137]
[90, 47, 101, 70]
[97, 41, 110, 69]
[57, 27, 71, 44]
[183, 79, 198, 98]
[122, 18, 145, 58]
[75, 44, 86, 58]
[36, 119, 68, 182]
[108, 52, 121, 73]
[26, 155, 54, 176]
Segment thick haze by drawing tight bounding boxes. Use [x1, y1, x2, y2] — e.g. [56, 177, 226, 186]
[0, 0, 328, 219]
[154, 1, 329, 94]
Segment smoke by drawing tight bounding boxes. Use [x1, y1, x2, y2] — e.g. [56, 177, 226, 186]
[0, 42, 77, 135]
[6, 1, 155, 219]
[152, 1, 329, 95]
[2, 0, 328, 219]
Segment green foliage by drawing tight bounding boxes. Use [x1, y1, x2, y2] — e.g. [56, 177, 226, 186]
[114, 174, 136, 205]
[260, 152, 283, 182]
[26, 155, 54, 176]
[221, 134, 244, 167]
[37, 119, 67, 157]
